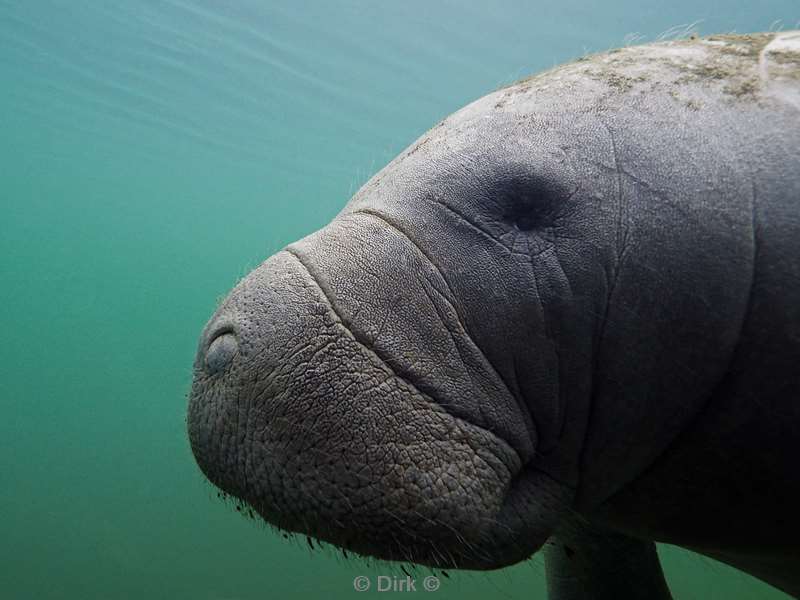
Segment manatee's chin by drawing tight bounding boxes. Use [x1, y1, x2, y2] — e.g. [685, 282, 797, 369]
[249, 461, 571, 570]
[191, 387, 571, 570]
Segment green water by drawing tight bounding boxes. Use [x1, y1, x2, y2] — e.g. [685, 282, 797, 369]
[1, 2, 797, 598]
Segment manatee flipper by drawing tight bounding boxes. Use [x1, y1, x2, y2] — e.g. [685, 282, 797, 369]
[544, 519, 672, 600]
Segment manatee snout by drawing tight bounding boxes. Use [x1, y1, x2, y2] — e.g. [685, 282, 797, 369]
[201, 325, 238, 374]
[187, 216, 570, 568]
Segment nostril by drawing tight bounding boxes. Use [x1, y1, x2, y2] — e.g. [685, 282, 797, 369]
[205, 328, 238, 374]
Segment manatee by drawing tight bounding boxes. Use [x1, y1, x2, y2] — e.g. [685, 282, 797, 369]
[187, 32, 800, 598]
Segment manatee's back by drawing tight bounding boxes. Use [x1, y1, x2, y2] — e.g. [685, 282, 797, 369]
[563, 32, 800, 592]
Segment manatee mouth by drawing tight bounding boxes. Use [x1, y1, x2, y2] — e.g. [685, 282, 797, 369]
[244, 461, 567, 570]
[190, 354, 567, 569]
[216, 412, 527, 568]
[187, 216, 571, 569]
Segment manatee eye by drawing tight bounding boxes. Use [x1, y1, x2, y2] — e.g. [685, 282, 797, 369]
[205, 330, 238, 373]
[511, 212, 538, 231]
[496, 173, 561, 233]
[504, 195, 553, 232]
[488, 163, 578, 236]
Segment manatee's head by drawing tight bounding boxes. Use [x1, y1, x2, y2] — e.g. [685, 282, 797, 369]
[187, 77, 610, 569]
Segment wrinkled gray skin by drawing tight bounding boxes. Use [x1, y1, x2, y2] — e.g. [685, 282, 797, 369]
[188, 32, 800, 598]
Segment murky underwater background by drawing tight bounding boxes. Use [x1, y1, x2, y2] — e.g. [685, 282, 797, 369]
[1, 1, 797, 598]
